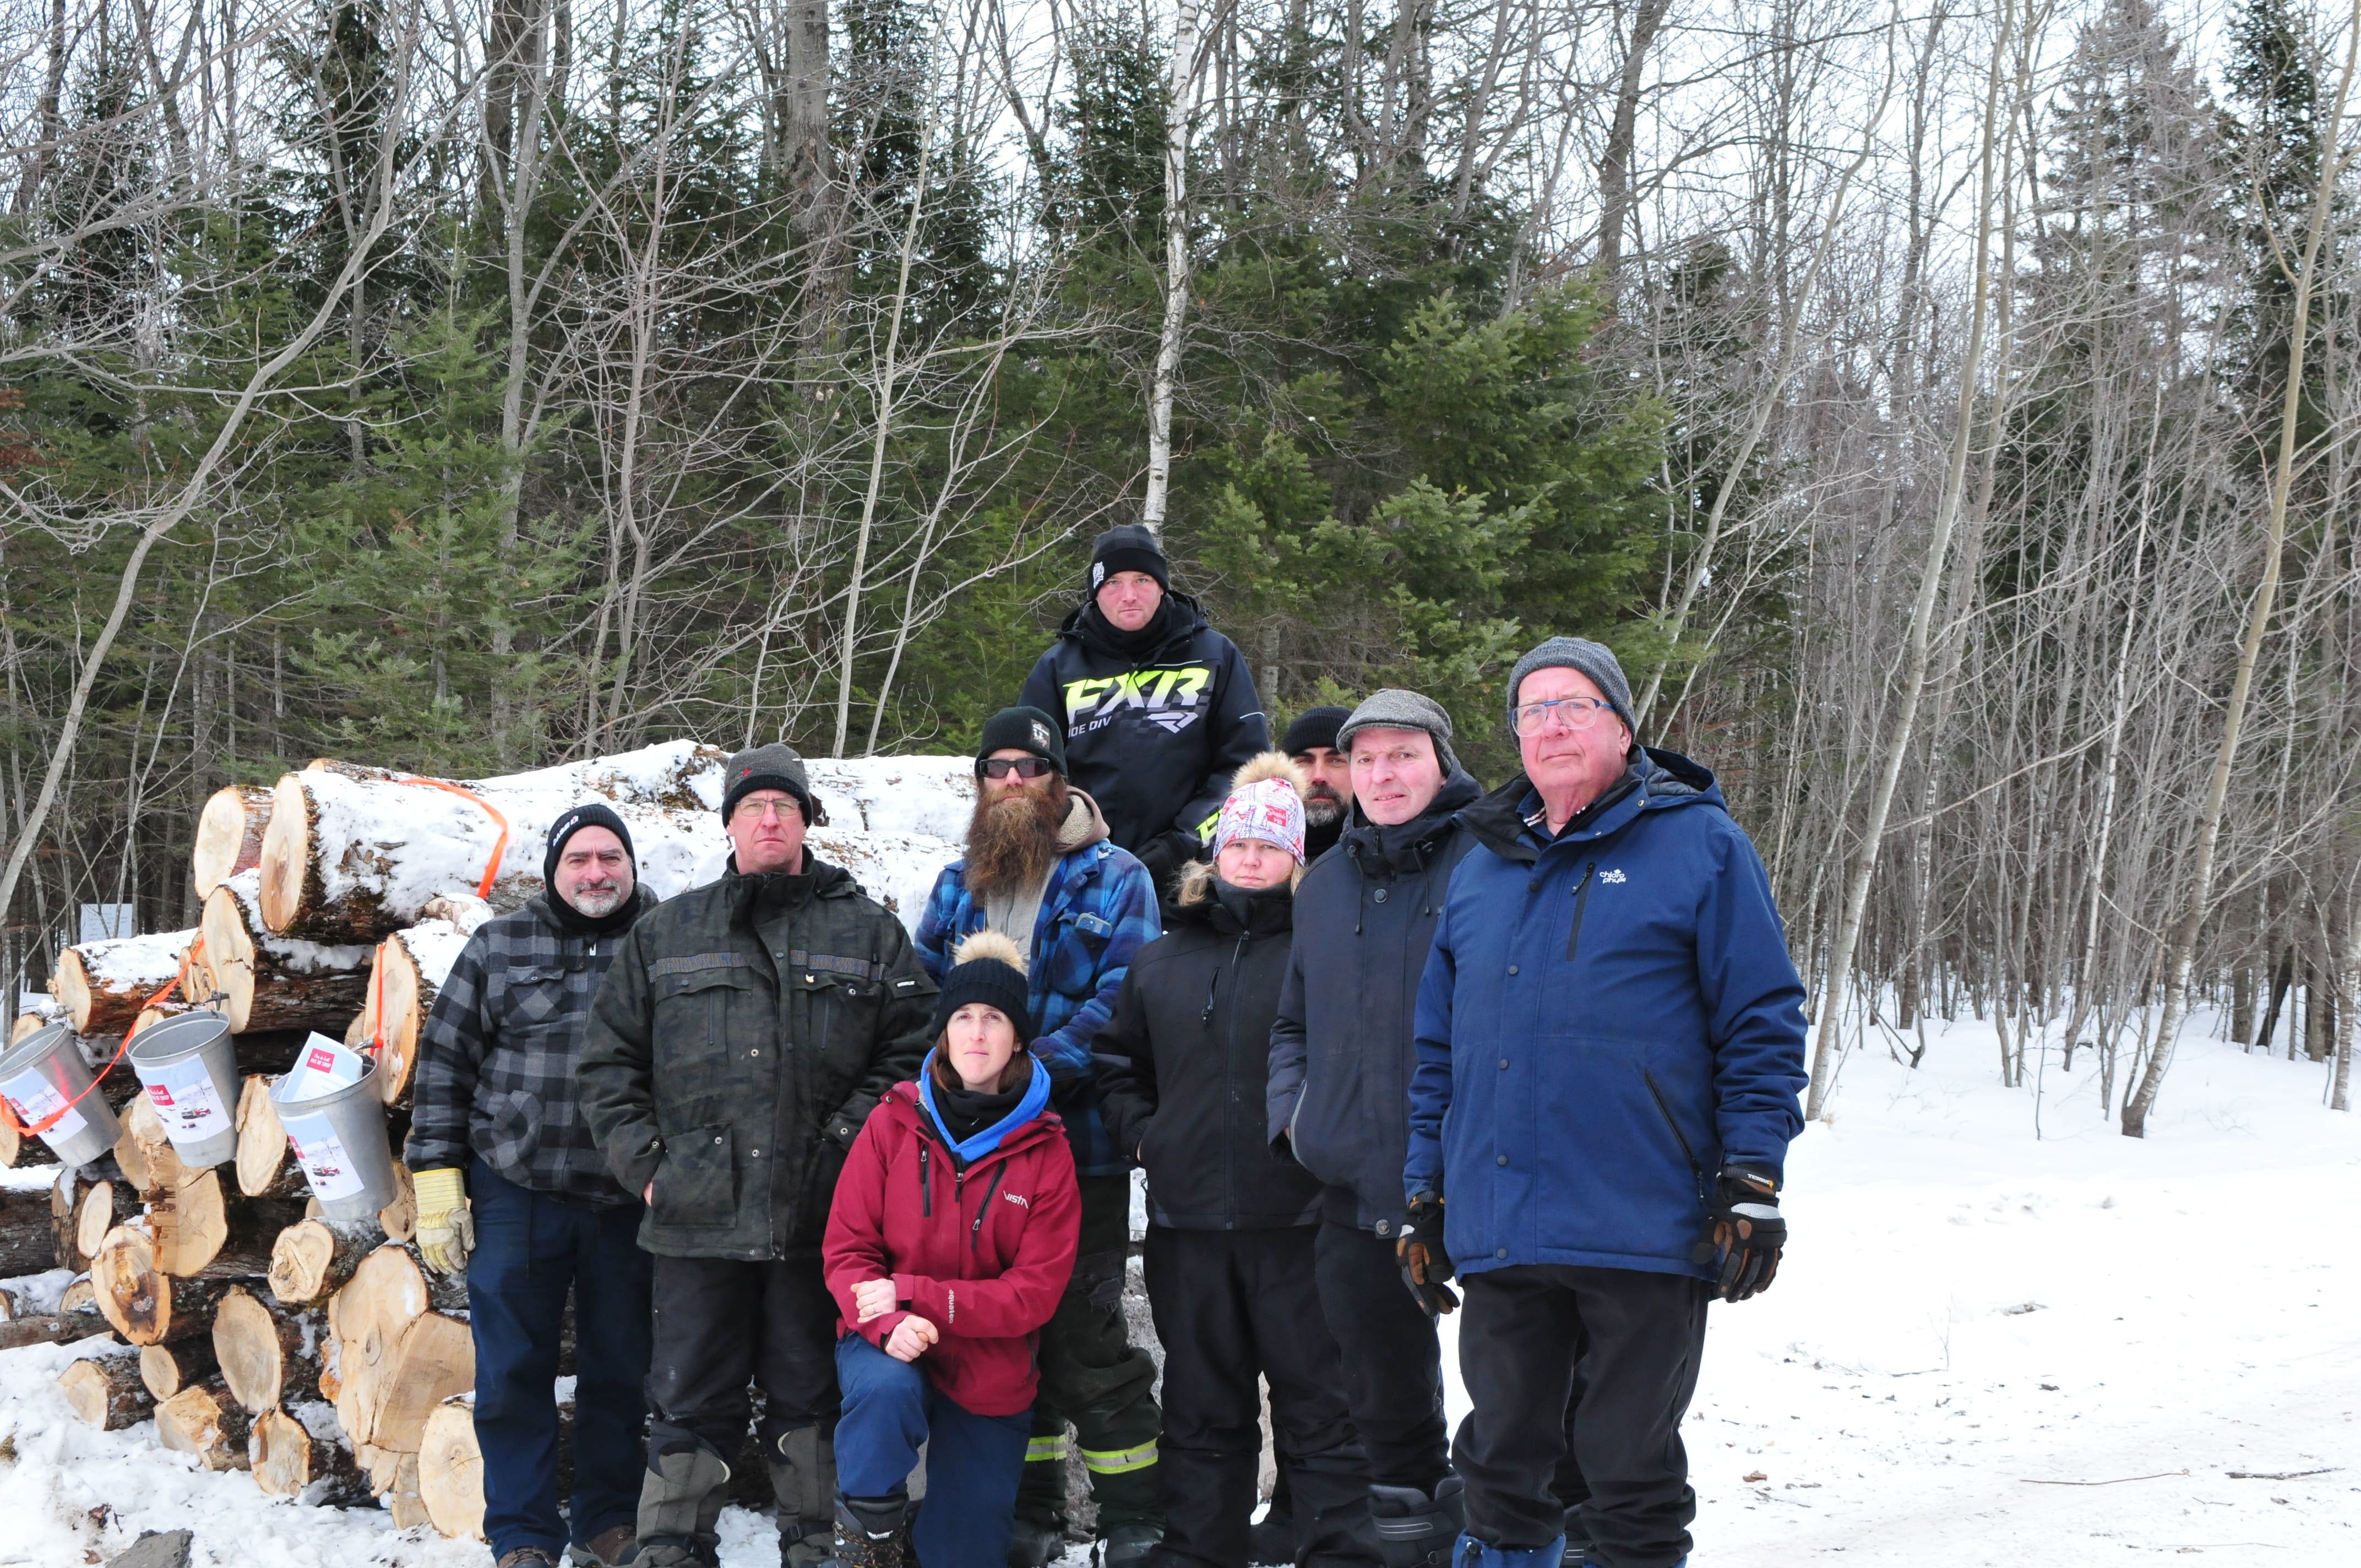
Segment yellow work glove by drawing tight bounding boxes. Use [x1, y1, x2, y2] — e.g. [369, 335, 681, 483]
[414, 1167, 475, 1277]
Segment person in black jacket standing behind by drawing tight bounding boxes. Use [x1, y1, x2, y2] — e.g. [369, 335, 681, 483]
[1019, 526, 1269, 899]
[1266, 692, 1490, 1568]
[1098, 754, 1379, 1568]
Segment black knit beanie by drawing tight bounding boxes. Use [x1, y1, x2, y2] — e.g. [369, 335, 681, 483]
[976, 706, 1067, 776]
[543, 802, 637, 886]
[1089, 524, 1171, 594]
[929, 930, 1035, 1045]
[1281, 705, 1352, 757]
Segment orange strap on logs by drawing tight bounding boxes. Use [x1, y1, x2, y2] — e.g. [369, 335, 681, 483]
[399, 777, 510, 900]
[1, 935, 201, 1140]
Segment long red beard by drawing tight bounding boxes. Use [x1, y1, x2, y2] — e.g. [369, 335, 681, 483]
[965, 784, 1068, 897]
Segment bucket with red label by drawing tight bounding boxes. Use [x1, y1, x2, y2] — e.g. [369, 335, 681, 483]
[270, 1036, 398, 1221]
[128, 1011, 242, 1167]
[0, 1022, 123, 1167]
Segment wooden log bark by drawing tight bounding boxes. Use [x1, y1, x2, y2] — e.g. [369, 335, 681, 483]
[0, 1312, 111, 1351]
[1, 1184, 56, 1275]
[49, 929, 195, 1035]
[250, 1406, 372, 1503]
[156, 1379, 254, 1470]
[89, 1224, 234, 1345]
[417, 1396, 487, 1540]
[213, 1284, 323, 1414]
[268, 1217, 382, 1305]
[197, 871, 372, 1035]
[59, 1353, 153, 1429]
[140, 1336, 220, 1401]
[142, 1168, 307, 1280]
[257, 742, 727, 942]
[194, 783, 276, 899]
[327, 1244, 472, 1453]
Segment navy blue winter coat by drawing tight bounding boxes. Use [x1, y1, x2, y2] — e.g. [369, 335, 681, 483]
[1403, 749, 1808, 1282]
[1266, 769, 1483, 1231]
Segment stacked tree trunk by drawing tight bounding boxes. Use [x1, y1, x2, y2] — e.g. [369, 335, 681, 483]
[6, 742, 970, 1534]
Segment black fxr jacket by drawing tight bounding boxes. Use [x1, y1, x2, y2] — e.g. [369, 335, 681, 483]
[1093, 864, 1320, 1231]
[1017, 592, 1269, 864]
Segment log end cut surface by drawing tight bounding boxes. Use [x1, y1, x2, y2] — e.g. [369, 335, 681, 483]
[194, 784, 274, 899]
[59, 1356, 153, 1429]
[418, 1398, 486, 1540]
[257, 774, 315, 935]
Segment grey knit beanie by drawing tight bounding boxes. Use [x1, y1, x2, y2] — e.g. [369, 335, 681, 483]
[1506, 637, 1635, 738]
[1337, 689, 1463, 777]
[721, 742, 827, 826]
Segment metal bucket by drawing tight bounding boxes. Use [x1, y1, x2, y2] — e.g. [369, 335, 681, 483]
[128, 1011, 241, 1167]
[272, 1062, 399, 1222]
[0, 1022, 122, 1168]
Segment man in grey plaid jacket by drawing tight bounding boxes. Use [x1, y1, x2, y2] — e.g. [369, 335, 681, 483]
[406, 803, 657, 1568]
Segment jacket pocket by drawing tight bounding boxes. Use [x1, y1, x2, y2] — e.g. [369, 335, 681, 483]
[1046, 911, 1113, 1000]
[479, 1089, 544, 1170]
[654, 966, 757, 1085]
[653, 1121, 737, 1227]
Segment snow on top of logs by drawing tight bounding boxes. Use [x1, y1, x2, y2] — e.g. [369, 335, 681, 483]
[391, 920, 473, 995]
[55, 928, 192, 992]
[211, 872, 376, 974]
[259, 744, 979, 941]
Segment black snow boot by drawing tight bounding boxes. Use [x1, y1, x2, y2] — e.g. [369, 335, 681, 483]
[1097, 1522, 1163, 1568]
[828, 1494, 911, 1568]
[1005, 1520, 1068, 1568]
[1368, 1477, 1465, 1568]
[1249, 1504, 1297, 1567]
[1559, 1505, 1591, 1567]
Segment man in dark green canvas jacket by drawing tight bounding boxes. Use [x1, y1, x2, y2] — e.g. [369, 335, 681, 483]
[581, 744, 935, 1568]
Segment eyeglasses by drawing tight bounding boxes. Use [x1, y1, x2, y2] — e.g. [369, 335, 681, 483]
[980, 757, 1055, 780]
[1512, 696, 1618, 737]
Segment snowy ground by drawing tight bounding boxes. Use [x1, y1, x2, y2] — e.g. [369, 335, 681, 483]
[3, 1018, 2354, 1565]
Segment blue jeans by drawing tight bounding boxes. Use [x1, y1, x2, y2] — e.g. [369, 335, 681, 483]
[835, 1333, 1033, 1568]
[468, 1161, 653, 1561]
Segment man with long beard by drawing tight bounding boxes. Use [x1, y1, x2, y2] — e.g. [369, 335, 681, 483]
[915, 708, 1166, 1568]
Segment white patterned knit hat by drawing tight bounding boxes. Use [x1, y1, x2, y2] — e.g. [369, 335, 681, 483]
[1211, 753, 1309, 863]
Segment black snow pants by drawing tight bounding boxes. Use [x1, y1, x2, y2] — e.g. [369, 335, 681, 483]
[1142, 1225, 1380, 1568]
[1455, 1265, 1710, 1568]
[1015, 1173, 1165, 1532]
[644, 1251, 841, 1461]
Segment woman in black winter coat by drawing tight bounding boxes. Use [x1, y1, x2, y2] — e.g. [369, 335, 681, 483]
[1096, 753, 1381, 1568]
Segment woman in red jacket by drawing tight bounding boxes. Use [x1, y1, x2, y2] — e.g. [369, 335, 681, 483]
[824, 930, 1083, 1568]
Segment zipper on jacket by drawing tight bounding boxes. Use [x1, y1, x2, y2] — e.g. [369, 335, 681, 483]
[918, 1144, 932, 1217]
[1642, 1068, 1709, 1209]
[970, 1163, 1008, 1251]
[1224, 930, 1251, 1229]
[1565, 862, 1597, 962]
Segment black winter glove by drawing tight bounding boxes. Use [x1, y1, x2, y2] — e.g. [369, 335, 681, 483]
[1707, 1166, 1785, 1303]
[1396, 1193, 1458, 1317]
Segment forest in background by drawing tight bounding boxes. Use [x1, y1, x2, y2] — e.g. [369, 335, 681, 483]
[2, 0, 2357, 1135]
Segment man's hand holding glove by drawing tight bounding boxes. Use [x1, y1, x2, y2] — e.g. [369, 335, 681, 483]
[1396, 1193, 1457, 1317]
[1706, 1166, 1785, 1303]
[414, 1167, 475, 1277]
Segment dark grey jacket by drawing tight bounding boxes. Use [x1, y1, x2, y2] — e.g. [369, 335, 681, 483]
[1266, 771, 1483, 1231]
[578, 856, 937, 1259]
[405, 890, 655, 1207]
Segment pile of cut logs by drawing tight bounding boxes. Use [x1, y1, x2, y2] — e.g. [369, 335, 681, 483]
[3, 743, 966, 1539]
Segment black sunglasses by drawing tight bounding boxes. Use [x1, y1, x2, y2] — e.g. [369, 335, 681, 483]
[980, 757, 1056, 780]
